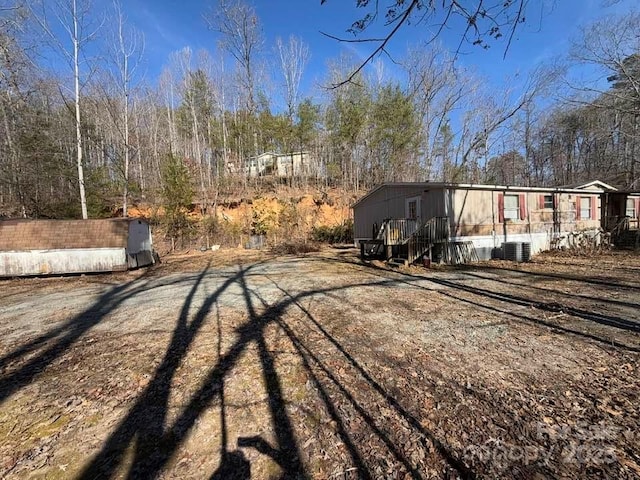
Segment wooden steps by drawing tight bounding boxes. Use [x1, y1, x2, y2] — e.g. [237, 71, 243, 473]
[387, 258, 408, 267]
[361, 217, 480, 266]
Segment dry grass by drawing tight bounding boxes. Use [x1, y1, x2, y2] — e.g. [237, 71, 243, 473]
[270, 241, 321, 256]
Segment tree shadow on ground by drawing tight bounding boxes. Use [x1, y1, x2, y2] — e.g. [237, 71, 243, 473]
[75, 261, 474, 480]
[432, 276, 640, 333]
[462, 263, 640, 292]
[0, 268, 210, 404]
[344, 259, 640, 353]
[300, 254, 640, 336]
[452, 269, 640, 310]
[5, 253, 638, 478]
[261, 279, 475, 479]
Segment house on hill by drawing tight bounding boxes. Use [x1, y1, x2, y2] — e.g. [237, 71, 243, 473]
[244, 151, 321, 178]
[0, 218, 155, 277]
[353, 180, 640, 264]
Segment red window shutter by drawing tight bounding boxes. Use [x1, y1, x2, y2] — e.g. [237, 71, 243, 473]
[575, 196, 581, 219]
[636, 198, 640, 218]
[498, 193, 504, 222]
[591, 197, 597, 220]
[539, 194, 545, 209]
[519, 194, 526, 220]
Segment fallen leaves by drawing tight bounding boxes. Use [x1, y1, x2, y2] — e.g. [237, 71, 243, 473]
[1, 250, 639, 478]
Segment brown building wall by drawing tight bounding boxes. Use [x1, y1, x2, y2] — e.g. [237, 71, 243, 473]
[421, 189, 446, 220]
[0, 219, 131, 250]
[451, 189, 601, 237]
[353, 185, 428, 239]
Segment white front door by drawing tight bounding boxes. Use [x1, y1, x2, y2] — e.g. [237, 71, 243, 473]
[406, 196, 421, 223]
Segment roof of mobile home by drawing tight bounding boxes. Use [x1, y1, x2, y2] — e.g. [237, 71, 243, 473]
[0, 218, 137, 251]
[352, 181, 618, 208]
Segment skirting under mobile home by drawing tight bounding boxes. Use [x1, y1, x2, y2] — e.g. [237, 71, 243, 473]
[0, 218, 155, 277]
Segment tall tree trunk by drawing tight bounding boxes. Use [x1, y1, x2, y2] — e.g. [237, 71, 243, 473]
[190, 105, 207, 215]
[73, 0, 88, 219]
[123, 89, 130, 216]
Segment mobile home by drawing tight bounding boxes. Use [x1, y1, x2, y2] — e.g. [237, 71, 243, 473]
[353, 180, 638, 263]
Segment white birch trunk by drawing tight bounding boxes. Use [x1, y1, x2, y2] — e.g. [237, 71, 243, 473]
[73, 0, 88, 219]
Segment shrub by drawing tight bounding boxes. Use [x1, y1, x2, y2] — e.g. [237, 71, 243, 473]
[202, 215, 217, 237]
[312, 219, 353, 244]
[271, 241, 320, 255]
[251, 199, 279, 236]
[216, 219, 245, 247]
[166, 212, 197, 249]
[160, 154, 194, 250]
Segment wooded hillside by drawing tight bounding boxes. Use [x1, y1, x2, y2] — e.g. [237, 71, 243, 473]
[1, 2, 639, 224]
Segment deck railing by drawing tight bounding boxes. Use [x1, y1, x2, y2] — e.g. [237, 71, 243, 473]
[609, 216, 630, 238]
[368, 216, 476, 264]
[605, 216, 628, 232]
[406, 217, 450, 264]
[380, 218, 420, 245]
[606, 215, 639, 232]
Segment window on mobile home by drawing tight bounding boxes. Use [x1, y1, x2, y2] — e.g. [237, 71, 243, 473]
[408, 200, 417, 219]
[504, 195, 519, 220]
[627, 198, 636, 218]
[543, 195, 553, 209]
[580, 196, 592, 219]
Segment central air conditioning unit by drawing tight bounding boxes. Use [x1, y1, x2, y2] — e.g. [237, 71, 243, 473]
[503, 242, 531, 262]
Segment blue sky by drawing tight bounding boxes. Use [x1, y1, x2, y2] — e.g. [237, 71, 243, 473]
[122, 0, 638, 101]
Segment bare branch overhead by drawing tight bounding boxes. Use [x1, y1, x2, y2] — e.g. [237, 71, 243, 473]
[322, 0, 530, 87]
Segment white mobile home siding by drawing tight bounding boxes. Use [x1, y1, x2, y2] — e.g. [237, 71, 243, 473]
[354, 182, 609, 261]
[421, 189, 446, 221]
[0, 248, 128, 276]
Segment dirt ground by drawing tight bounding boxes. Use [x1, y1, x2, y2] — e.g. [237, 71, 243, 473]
[0, 248, 639, 479]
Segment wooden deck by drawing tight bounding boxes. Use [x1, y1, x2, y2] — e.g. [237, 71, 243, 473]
[360, 217, 468, 264]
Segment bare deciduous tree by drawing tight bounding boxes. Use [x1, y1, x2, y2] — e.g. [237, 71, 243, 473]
[322, 0, 532, 87]
[106, 0, 144, 217]
[405, 43, 468, 179]
[30, 0, 102, 219]
[205, 0, 262, 116]
[275, 35, 310, 120]
[570, 11, 640, 185]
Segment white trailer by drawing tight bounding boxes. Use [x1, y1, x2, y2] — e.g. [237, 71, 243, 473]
[0, 218, 155, 277]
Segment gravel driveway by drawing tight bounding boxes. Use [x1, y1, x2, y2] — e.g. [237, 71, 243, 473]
[1, 249, 639, 479]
